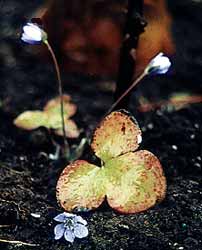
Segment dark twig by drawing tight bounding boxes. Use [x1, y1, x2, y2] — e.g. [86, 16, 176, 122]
[0, 238, 39, 247]
[114, 0, 146, 110]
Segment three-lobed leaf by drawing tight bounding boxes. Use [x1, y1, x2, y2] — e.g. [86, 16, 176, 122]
[14, 95, 79, 138]
[56, 110, 166, 214]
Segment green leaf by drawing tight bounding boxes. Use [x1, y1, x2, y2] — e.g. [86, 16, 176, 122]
[14, 111, 48, 130]
[105, 150, 166, 213]
[91, 111, 142, 162]
[56, 160, 105, 211]
[44, 95, 77, 118]
[56, 151, 166, 214]
[14, 96, 79, 138]
[55, 119, 80, 138]
[56, 111, 166, 214]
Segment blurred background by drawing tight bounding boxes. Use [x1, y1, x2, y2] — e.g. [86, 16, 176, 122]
[0, 0, 202, 117]
[1, 0, 174, 76]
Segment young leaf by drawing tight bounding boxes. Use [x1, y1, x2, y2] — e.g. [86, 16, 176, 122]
[44, 95, 77, 118]
[91, 111, 142, 162]
[14, 111, 47, 130]
[55, 119, 80, 139]
[14, 96, 79, 138]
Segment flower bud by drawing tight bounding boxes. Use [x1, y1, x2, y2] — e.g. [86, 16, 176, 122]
[145, 52, 171, 75]
[21, 23, 47, 44]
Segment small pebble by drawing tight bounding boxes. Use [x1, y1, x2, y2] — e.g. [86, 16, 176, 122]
[31, 213, 41, 218]
[119, 224, 129, 229]
[156, 110, 163, 116]
[194, 163, 201, 169]
[19, 156, 25, 161]
[182, 223, 187, 228]
[194, 123, 199, 129]
[147, 123, 154, 130]
[172, 145, 178, 151]
[189, 180, 199, 185]
[196, 156, 201, 161]
[190, 134, 195, 139]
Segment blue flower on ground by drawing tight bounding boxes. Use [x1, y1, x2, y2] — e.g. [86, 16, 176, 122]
[54, 212, 88, 243]
[145, 52, 171, 75]
[21, 23, 47, 44]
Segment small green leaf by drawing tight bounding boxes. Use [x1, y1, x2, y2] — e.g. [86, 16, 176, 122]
[55, 119, 80, 138]
[14, 111, 48, 130]
[14, 96, 79, 138]
[44, 95, 77, 118]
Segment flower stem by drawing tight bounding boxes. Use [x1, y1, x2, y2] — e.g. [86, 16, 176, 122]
[44, 40, 70, 157]
[106, 71, 147, 114]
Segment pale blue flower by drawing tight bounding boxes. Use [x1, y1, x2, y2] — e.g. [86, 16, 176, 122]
[54, 212, 88, 243]
[21, 23, 47, 44]
[145, 52, 171, 75]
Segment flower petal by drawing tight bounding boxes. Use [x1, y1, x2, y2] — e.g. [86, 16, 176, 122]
[54, 224, 65, 240]
[21, 33, 39, 44]
[54, 212, 75, 222]
[145, 53, 171, 75]
[75, 216, 87, 226]
[63, 212, 76, 218]
[54, 213, 66, 222]
[74, 224, 88, 239]
[23, 24, 42, 41]
[64, 229, 75, 243]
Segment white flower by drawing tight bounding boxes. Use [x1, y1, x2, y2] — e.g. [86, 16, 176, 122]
[145, 52, 171, 75]
[54, 212, 88, 243]
[21, 23, 47, 44]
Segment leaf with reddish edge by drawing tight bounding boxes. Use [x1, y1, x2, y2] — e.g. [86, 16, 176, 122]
[56, 160, 105, 211]
[44, 95, 77, 118]
[91, 110, 142, 162]
[56, 110, 166, 214]
[14, 111, 47, 130]
[105, 150, 166, 214]
[56, 151, 166, 213]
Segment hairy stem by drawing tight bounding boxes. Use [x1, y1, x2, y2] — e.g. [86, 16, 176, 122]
[44, 40, 70, 156]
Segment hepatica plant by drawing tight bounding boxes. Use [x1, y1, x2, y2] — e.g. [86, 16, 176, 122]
[20, 22, 70, 154]
[14, 95, 79, 138]
[56, 110, 166, 214]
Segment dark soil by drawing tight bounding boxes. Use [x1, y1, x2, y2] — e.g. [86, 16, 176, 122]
[0, 1, 202, 250]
